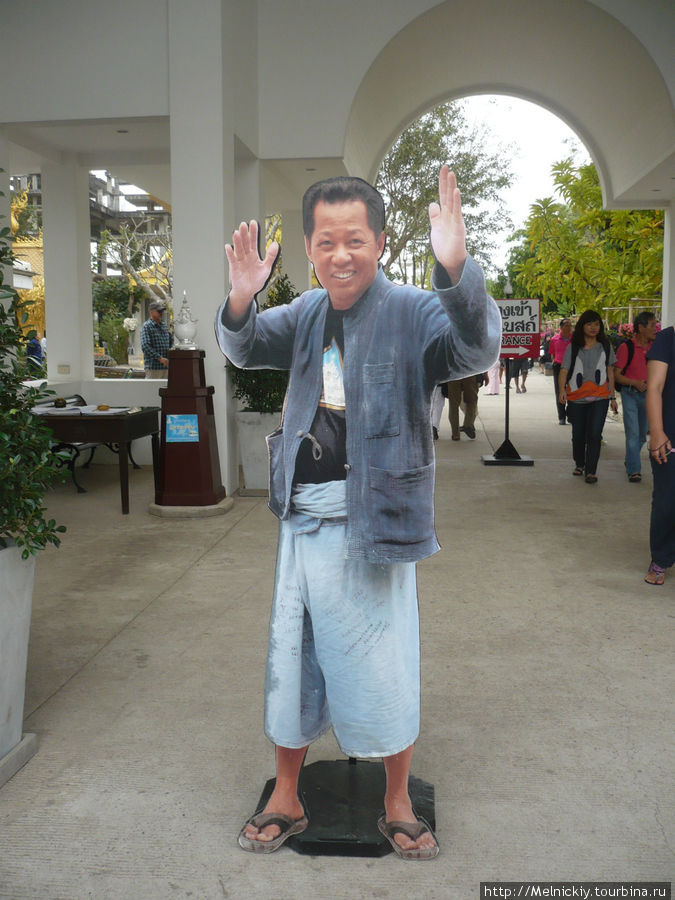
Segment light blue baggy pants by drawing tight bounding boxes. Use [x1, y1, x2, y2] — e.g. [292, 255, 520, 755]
[264, 480, 421, 758]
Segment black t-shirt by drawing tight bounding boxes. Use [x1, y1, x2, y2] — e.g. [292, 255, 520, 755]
[293, 304, 347, 484]
[647, 326, 675, 442]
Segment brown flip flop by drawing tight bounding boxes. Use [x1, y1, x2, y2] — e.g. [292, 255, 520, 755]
[238, 808, 308, 853]
[377, 813, 439, 860]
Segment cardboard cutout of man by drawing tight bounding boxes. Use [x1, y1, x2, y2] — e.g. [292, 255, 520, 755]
[216, 167, 501, 859]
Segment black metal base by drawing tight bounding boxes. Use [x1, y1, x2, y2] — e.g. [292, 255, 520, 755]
[482, 438, 534, 466]
[482, 454, 534, 466]
[254, 758, 435, 857]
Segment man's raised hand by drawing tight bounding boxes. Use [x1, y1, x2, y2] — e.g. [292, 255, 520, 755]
[428, 166, 467, 284]
[225, 220, 279, 319]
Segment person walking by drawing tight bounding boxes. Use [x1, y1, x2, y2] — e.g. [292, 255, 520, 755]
[430, 383, 445, 439]
[447, 375, 480, 440]
[484, 360, 500, 394]
[549, 318, 573, 423]
[614, 311, 657, 483]
[510, 356, 529, 393]
[644, 324, 675, 584]
[141, 301, 173, 378]
[558, 310, 617, 483]
[26, 334, 43, 373]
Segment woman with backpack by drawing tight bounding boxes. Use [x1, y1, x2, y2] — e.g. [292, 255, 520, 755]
[558, 310, 618, 484]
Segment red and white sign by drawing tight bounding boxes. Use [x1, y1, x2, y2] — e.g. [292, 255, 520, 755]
[496, 298, 541, 359]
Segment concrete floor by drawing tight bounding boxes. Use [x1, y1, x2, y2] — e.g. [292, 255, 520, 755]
[1, 369, 673, 899]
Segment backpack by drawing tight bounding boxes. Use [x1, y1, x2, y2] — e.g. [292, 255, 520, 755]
[613, 339, 635, 393]
[565, 338, 612, 390]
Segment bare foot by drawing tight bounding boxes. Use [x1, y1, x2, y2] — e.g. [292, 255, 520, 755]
[243, 787, 305, 843]
[384, 795, 438, 854]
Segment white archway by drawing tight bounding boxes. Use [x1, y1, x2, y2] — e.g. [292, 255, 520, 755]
[344, 0, 674, 210]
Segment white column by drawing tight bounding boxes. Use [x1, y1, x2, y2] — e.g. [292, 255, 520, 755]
[280, 208, 312, 295]
[168, 0, 236, 492]
[661, 208, 673, 326]
[41, 156, 92, 384]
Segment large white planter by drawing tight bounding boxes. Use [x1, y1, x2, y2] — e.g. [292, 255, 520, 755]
[0, 544, 38, 787]
[236, 411, 281, 491]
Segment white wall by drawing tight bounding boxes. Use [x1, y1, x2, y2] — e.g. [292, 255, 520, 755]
[0, 0, 170, 122]
[256, 0, 439, 159]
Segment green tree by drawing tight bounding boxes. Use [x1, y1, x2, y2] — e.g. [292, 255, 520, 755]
[486, 230, 536, 301]
[92, 277, 144, 319]
[513, 158, 663, 318]
[376, 101, 514, 286]
[97, 219, 172, 306]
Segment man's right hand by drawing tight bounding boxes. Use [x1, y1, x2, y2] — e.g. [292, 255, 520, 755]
[225, 220, 279, 320]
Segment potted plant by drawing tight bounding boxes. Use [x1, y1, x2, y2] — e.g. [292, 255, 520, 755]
[0, 172, 66, 787]
[228, 273, 293, 490]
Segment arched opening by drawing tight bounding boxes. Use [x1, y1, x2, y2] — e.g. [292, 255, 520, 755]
[344, 0, 673, 210]
[373, 93, 591, 282]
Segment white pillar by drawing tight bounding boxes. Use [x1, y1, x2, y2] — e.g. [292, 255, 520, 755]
[661, 208, 674, 326]
[168, 0, 236, 492]
[41, 156, 92, 383]
[280, 208, 312, 295]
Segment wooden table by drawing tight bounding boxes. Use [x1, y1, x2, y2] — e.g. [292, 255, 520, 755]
[41, 407, 160, 514]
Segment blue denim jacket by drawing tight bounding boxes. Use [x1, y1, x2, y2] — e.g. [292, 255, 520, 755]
[216, 257, 500, 563]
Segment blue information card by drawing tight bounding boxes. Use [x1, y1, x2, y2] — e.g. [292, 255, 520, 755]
[166, 414, 199, 443]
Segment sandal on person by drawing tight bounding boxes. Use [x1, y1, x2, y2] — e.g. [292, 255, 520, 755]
[573, 467, 584, 476]
[377, 813, 440, 860]
[585, 474, 598, 484]
[628, 473, 642, 482]
[644, 561, 666, 586]
[238, 806, 309, 853]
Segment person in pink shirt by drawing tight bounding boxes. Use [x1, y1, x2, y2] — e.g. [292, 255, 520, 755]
[614, 311, 658, 482]
[549, 318, 573, 424]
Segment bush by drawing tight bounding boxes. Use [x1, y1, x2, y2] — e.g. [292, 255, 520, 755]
[97, 313, 128, 364]
[0, 174, 67, 557]
[228, 274, 295, 413]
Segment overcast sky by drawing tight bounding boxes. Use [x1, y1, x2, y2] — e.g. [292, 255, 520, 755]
[461, 94, 591, 272]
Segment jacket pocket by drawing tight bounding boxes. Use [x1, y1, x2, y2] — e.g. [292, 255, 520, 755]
[363, 362, 399, 437]
[266, 427, 285, 517]
[368, 462, 435, 545]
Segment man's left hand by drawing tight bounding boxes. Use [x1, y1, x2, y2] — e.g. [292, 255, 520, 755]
[428, 165, 467, 285]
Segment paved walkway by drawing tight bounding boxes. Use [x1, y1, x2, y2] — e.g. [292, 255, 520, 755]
[1, 368, 673, 899]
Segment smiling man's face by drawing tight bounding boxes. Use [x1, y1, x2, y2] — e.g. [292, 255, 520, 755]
[304, 199, 385, 311]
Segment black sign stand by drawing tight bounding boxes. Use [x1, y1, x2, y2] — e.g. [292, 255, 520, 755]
[482, 357, 534, 466]
[252, 757, 435, 857]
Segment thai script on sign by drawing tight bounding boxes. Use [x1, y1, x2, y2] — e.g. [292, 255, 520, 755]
[499, 300, 539, 334]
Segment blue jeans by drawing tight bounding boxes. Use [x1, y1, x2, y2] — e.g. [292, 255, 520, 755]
[265, 481, 420, 758]
[620, 388, 647, 475]
[568, 399, 610, 475]
[650, 452, 675, 568]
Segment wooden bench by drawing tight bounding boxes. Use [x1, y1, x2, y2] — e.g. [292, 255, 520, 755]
[33, 394, 141, 493]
